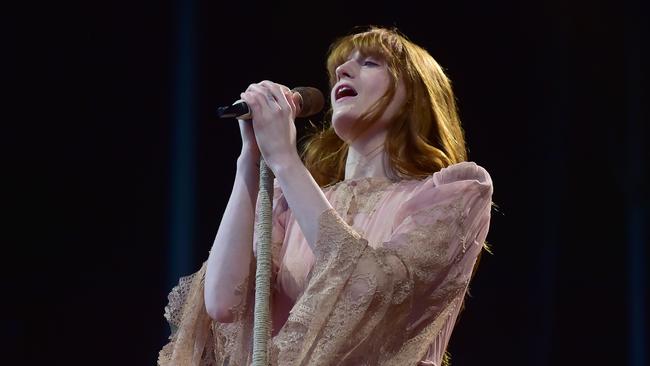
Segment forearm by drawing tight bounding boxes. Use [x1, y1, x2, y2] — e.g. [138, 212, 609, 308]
[269, 152, 333, 249]
[204, 153, 259, 322]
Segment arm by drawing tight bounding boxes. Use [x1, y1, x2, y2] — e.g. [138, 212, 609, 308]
[205, 77, 317, 323]
[269, 153, 332, 248]
[204, 121, 260, 323]
[240, 80, 333, 249]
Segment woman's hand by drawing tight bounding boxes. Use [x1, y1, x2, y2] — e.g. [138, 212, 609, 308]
[239, 80, 334, 249]
[240, 80, 299, 171]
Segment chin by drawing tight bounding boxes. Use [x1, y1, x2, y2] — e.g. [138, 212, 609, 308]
[332, 108, 358, 125]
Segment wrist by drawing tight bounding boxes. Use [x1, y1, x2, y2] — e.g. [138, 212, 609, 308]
[266, 150, 303, 178]
[237, 152, 261, 171]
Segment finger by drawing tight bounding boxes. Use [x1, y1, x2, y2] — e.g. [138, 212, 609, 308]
[242, 88, 272, 117]
[260, 81, 292, 114]
[261, 80, 291, 95]
[285, 90, 298, 117]
[244, 84, 273, 107]
[240, 91, 258, 110]
[256, 81, 283, 107]
[248, 84, 280, 110]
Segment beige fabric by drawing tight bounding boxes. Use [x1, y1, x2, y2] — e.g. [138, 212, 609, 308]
[158, 161, 493, 366]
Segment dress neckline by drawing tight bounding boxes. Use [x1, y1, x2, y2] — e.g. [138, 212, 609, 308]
[323, 176, 405, 193]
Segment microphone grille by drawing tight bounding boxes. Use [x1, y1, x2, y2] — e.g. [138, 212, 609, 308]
[294, 87, 325, 118]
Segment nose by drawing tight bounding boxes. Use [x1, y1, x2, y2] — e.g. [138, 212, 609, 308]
[335, 59, 356, 81]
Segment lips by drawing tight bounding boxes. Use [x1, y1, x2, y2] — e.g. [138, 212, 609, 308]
[334, 84, 358, 101]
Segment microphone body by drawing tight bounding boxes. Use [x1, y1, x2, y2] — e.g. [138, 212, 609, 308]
[216, 87, 324, 119]
[217, 100, 251, 119]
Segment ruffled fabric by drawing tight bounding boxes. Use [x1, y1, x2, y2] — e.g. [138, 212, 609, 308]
[158, 161, 493, 365]
[158, 258, 257, 366]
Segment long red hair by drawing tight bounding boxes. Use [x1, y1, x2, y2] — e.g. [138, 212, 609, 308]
[301, 26, 467, 186]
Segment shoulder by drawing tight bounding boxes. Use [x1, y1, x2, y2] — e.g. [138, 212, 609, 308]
[430, 161, 492, 190]
[395, 162, 493, 222]
[406, 161, 493, 198]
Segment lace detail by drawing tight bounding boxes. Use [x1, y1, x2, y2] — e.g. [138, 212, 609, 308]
[385, 297, 460, 365]
[393, 201, 462, 285]
[158, 262, 214, 365]
[158, 257, 257, 366]
[163, 270, 199, 335]
[227, 275, 250, 321]
[327, 177, 398, 219]
[158, 163, 493, 365]
[270, 200, 481, 365]
[347, 184, 391, 217]
[326, 182, 356, 223]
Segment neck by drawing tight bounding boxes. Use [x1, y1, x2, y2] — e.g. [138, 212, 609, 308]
[344, 131, 390, 180]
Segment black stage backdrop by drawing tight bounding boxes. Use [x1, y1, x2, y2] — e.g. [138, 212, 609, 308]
[5, 0, 648, 365]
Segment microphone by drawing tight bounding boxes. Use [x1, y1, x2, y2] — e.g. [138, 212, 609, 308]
[216, 86, 325, 120]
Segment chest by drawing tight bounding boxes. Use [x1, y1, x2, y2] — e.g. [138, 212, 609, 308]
[276, 192, 403, 302]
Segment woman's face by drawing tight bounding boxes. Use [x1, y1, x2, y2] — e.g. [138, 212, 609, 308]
[330, 49, 406, 143]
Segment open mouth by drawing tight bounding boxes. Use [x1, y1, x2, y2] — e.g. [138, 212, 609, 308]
[335, 84, 358, 101]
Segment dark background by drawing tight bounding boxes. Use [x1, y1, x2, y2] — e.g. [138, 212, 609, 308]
[5, 0, 648, 365]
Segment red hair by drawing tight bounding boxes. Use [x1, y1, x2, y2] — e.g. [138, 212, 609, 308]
[301, 26, 467, 187]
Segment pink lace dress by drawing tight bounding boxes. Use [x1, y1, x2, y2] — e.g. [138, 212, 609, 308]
[159, 161, 493, 366]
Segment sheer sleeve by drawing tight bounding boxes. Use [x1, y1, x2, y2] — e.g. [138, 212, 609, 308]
[271, 162, 493, 365]
[158, 180, 290, 366]
[157, 262, 216, 365]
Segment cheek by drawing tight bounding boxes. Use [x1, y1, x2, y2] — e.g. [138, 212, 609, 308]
[369, 74, 392, 98]
[384, 98, 404, 120]
[383, 81, 407, 120]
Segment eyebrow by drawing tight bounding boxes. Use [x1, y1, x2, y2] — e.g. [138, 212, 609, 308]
[345, 52, 384, 63]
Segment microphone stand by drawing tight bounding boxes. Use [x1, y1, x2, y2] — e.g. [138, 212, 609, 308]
[252, 158, 274, 365]
[219, 90, 323, 364]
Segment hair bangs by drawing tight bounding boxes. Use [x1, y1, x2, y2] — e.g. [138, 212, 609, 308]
[326, 28, 404, 87]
